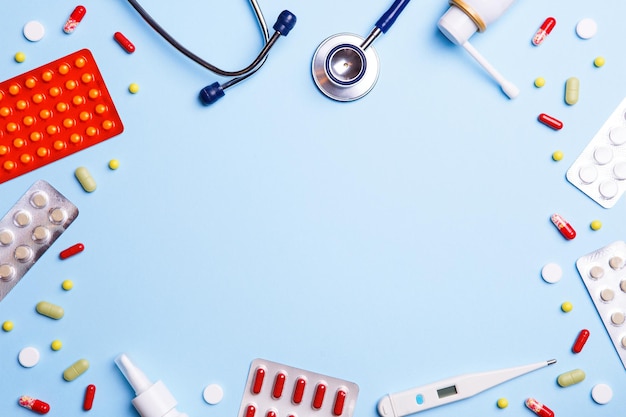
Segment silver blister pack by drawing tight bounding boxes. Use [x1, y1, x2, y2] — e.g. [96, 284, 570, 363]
[0, 180, 78, 302]
[575, 240, 626, 370]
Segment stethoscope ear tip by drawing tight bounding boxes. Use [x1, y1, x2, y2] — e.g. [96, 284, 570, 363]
[274, 10, 297, 36]
[199, 82, 225, 106]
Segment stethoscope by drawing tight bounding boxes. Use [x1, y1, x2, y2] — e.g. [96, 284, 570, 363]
[312, 0, 411, 102]
[126, 0, 296, 105]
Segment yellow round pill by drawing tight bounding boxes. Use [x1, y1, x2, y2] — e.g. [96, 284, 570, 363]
[552, 150, 564, 161]
[51, 340, 62, 351]
[129, 83, 139, 94]
[590, 220, 602, 231]
[594, 56, 605, 68]
[561, 301, 573, 312]
[14, 52, 26, 63]
[2, 320, 14, 332]
[108, 159, 120, 170]
[534, 77, 546, 88]
[62, 279, 74, 291]
[497, 398, 509, 409]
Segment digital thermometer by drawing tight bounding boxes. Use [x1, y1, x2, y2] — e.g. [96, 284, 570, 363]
[377, 359, 556, 416]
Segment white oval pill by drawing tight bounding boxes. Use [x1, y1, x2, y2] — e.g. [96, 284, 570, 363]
[18, 346, 40, 367]
[576, 18, 597, 39]
[203, 384, 224, 405]
[23, 21, 45, 42]
[541, 263, 562, 283]
[591, 383, 613, 404]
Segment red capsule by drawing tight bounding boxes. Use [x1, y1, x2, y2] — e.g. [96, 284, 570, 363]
[572, 329, 590, 353]
[532, 17, 556, 46]
[292, 377, 306, 404]
[333, 389, 347, 416]
[18, 396, 50, 414]
[83, 384, 96, 411]
[252, 367, 265, 394]
[64, 6, 87, 34]
[114, 32, 136, 54]
[59, 242, 84, 259]
[312, 383, 327, 409]
[272, 372, 286, 399]
[551, 213, 576, 240]
[525, 398, 554, 417]
[538, 113, 563, 130]
[245, 405, 256, 417]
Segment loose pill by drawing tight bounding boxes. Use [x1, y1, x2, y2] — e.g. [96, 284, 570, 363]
[2, 320, 14, 331]
[591, 383, 613, 404]
[114, 32, 136, 53]
[108, 159, 120, 170]
[75, 167, 96, 192]
[551, 213, 576, 239]
[534, 77, 546, 88]
[64, 5, 87, 34]
[15, 52, 26, 63]
[63, 358, 90, 381]
[557, 369, 585, 387]
[525, 398, 554, 417]
[23, 21, 45, 42]
[128, 83, 139, 94]
[541, 263, 562, 284]
[51, 340, 62, 351]
[62, 279, 73, 290]
[532, 17, 556, 46]
[83, 384, 96, 410]
[538, 113, 563, 130]
[594, 56, 605, 68]
[576, 18, 597, 39]
[565, 77, 580, 105]
[572, 329, 590, 353]
[18, 347, 40, 367]
[60, 243, 84, 259]
[496, 397, 509, 409]
[590, 220, 602, 231]
[19, 395, 50, 414]
[561, 301, 573, 312]
[36, 301, 64, 319]
[203, 384, 224, 405]
[552, 150, 563, 161]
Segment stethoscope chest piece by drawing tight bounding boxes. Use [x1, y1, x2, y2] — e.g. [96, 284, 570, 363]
[312, 33, 380, 102]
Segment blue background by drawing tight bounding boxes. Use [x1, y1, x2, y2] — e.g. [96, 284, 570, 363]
[1, 0, 625, 416]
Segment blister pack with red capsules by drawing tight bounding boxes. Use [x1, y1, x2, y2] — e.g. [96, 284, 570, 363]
[0, 49, 123, 184]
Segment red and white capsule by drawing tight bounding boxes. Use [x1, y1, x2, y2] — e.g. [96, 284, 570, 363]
[64, 5, 86, 34]
[114, 32, 136, 54]
[572, 329, 590, 353]
[525, 398, 554, 417]
[538, 113, 563, 130]
[532, 17, 556, 46]
[18, 396, 50, 414]
[551, 213, 576, 240]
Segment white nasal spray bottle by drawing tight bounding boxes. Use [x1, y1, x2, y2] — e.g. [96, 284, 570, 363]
[437, 0, 519, 99]
[115, 353, 189, 417]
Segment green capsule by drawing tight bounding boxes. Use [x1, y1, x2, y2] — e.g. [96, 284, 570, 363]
[36, 301, 64, 319]
[565, 77, 580, 105]
[63, 358, 90, 381]
[74, 166, 97, 193]
[557, 368, 586, 387]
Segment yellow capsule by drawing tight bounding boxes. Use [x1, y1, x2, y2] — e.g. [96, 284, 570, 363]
[75, 166, 97, 192]
[36, 301, 65, 319]
[565, 77, 580, 105]
[557, 369, 585, 387]
[63, 358, 89, 381]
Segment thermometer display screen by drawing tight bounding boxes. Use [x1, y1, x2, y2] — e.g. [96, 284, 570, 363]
[436, 385, 458, 399]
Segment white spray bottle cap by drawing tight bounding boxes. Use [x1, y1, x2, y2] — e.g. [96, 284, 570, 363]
[437, 5, 479, 45]
[115, 353, 189, 417]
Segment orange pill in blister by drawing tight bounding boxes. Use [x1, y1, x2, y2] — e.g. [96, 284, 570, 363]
[114, 32, 136, 53]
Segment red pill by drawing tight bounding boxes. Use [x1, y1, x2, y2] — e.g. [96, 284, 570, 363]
[551, 213, 576, 240]
[532, 17, 556, 46]
[114, 32, 136, 54]
[538, 113, 563, 130]
[333, 389, 347, 416]
[83, 384, 96, 411]
[572, 329, 590, 353]
[252, 367, 265, 394]
[64, 6, 87, 34]
[18, 396, 50, 414]
[312, 383, 327, 409]
[292, 377, 306, 404]
[272, 372, 286, 399]
[245, 405, 256, 417]
[525, 398, 554, 417]
[60, 242, 85, 259]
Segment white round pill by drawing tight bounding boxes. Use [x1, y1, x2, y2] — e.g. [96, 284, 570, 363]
[591, 383, 613, 404]
[613, 162, 626, 180]
[18, 346, 40, 367]
[23, 21, 45, 42]
[609, 126, 626, 145]
[579, 165, 598, 184]
[576, 18, 598, 39]
[541, 263, 562, 283]
[599, 180, 618, 199]
[593, 147, 613, 165]
[203, 383, 224, 405]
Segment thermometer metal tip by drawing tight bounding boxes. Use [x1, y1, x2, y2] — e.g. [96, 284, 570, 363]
[377, 359, 556, 417]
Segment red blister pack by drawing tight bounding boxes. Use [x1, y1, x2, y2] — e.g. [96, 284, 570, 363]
[0, 49, 123, 183]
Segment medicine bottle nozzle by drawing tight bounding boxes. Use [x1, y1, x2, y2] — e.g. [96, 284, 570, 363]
[115, 353, 152, 395]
